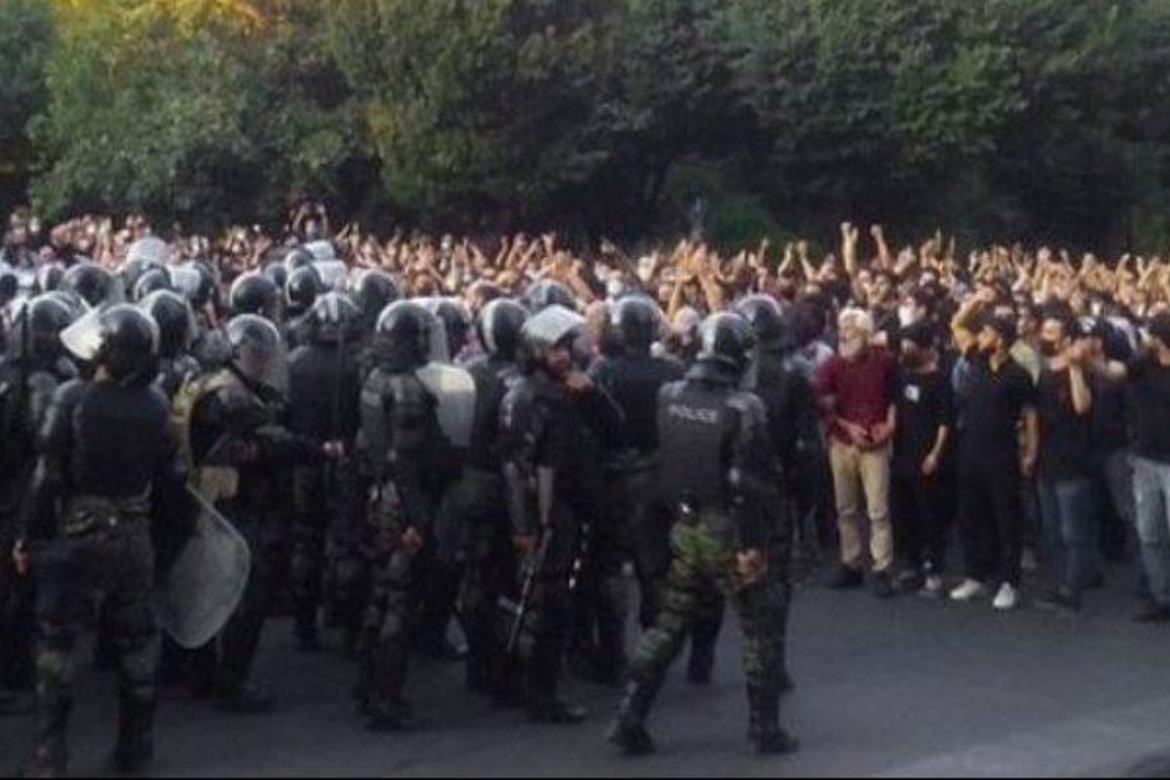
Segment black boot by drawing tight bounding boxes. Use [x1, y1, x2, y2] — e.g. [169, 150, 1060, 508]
[113, 698, 155, 773]
[526, 643, 586, 724]
[607, 681, 656, 756]
[26, 698, 71, 778]
[749, 687, 799, 755]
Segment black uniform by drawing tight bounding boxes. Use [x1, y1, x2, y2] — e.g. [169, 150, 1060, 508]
[587, 351, 683, 680]
[287, 332, 362, 649]
[0, 350, 76, 698]
[354, 345, 457, 729]
[500, 368, 622, 720]
[186, 365, 324, 709]
[21, 375, 185, 775]
[455, 351, 523, 693]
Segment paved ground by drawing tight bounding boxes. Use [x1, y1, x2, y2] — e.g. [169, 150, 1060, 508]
[3, 562, 1170, 777]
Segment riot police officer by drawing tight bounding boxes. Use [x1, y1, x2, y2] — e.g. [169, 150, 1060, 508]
[456, 299, 528, 696]
[140, 290, 201, 401]
[353, 301, 464, 730]
[609, 313, 798, 757]
[61, 262, 119, 309]
[0, 296, 77, 709]
[500, 305, 622, 724]
[585, 296, 683, 684]
[735, 294, 818, 692]
[228, 271, 281, 322]
[284, 266, 324, 350]
[181, 314, 339, 712]
[13, 305, 185, 776]
[287, 293, 363, 651]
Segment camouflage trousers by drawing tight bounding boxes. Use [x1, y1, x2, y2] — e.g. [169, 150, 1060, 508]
[626, 510, 787, 717]
[356, 547, 414, 715]
[453, 470, 517, 692]
[32, 501, 157, 767]
[354, 482, 417, 717]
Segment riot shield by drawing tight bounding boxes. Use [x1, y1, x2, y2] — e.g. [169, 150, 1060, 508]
[416, 362, 476, 448]
[155, 487, 251, 649]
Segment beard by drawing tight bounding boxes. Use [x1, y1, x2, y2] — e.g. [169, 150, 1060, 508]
[839, 337, 866, 360]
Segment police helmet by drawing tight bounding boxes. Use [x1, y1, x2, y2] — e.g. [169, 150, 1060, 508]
[696, 312, 756, 374]
[229, 271, 280, 320]
[476, 299, 529, 359]
[140, 290, 195, 359]
[735, 294, 793, 351]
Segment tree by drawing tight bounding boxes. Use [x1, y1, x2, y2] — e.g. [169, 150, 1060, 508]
[0, 0, 53, 213]
[327, 0, 618, 228]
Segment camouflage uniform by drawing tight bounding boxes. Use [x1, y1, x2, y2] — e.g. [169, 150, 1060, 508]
[33, 496, 158, 773]
[624, 508, 787, 723]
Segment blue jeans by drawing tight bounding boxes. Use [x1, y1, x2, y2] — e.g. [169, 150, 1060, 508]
[1133, 457, 1170, 607]
[1037, 477, 1098, 596]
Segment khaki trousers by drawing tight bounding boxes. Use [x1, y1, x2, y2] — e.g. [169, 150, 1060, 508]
[829, 442, 893, 573]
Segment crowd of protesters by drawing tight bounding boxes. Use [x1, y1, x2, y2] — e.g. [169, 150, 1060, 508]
[4, 205, 1170, 618]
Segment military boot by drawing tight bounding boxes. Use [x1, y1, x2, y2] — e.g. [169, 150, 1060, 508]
[112, 698, 155, 773]
[607, 680, 656, 756]
[748, 686, 799, 756]
[25, 698, 71, 778]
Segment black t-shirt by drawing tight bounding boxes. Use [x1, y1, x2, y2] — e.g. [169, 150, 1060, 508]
[1128, 355, 1170, 464]
[1091, 375, 1129, 454]
[893, 368, 954, 477]
[1037, 368, 1093, 481]
[959, 351, 1038, 459]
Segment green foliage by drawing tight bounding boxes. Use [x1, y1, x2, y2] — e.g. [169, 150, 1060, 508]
[0, 0, 53, 210]
[9, 0, 1170, 250]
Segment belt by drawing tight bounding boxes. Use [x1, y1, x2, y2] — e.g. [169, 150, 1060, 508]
[62, 491, 151, 537]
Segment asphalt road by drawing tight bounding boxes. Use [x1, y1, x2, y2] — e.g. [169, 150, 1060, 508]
[3, 562, 1170, 778]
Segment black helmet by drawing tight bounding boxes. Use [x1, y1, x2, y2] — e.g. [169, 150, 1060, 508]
[8, 295, 76, 364]
[229, 271, 280, 320]
[264, 261, 289, 292]
[283, 247, 316, 274]
[226, 314, 286, 391]
[285, 265, 323, 318]
[477, 298, 529, 359]
[696, 312, 755, 374]
[524, 280, 577, 313]
[307, 292, 361, 345]
[423, 298, 472, 358]
[133, 267, 173, 302]
[610, 295, 661, 355]
[184, 261, 219, 310]
[61, 304, 159, 385]
[62, 262, 117, 308]
[735, 294, 793, 352]
[351, 270, 401, 329]
[35, 263, 65, 294]
[374, 300, 432, 369]
[140, 290, 195, 359]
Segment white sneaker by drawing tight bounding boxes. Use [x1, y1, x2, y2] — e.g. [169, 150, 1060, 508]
[992, 583, 1018, 611]
[921, 575, 945, 597]
[949, 579, 986, 602]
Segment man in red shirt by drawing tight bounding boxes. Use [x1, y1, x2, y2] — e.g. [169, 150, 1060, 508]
[816, 309, 899, 597]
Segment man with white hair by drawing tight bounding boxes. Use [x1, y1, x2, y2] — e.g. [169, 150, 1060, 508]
[815, 307, 900, 597]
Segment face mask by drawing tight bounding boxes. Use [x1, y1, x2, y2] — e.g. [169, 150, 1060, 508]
[898, 305, 919, 328]
[1039, 340, 1061, 359]
[902, 349, 925, 369]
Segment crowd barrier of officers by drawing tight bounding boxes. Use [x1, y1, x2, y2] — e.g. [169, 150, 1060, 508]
[0, 238, 804, 777]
